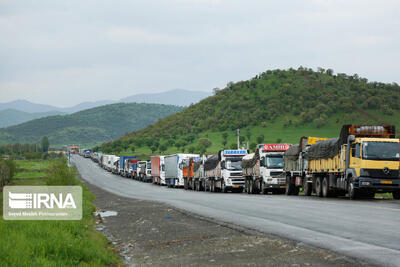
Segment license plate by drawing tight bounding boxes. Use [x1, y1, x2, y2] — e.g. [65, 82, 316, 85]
[381, 180, 392, 184]
[232, 186, 239, 188]
[280, 185, 286, 188]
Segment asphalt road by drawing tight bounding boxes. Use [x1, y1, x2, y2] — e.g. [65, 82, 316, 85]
[72, 155, 400, 267]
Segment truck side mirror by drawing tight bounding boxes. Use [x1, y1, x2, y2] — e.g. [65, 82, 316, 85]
[260, 157, 265, 167]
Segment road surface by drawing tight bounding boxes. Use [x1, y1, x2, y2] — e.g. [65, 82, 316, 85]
[72, 155, 400, 266]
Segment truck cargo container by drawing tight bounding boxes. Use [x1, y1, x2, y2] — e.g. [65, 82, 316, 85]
[151, 156, 165, 185]
[165, 154, 199, 187]
[306, 125, 399, 199]
[243, 144, 290, 194]
[284, 137, 328, 195]
[204, 149, 247, 193]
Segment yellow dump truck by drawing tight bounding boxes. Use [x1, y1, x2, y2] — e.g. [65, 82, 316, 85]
[307, 125, 399, 199]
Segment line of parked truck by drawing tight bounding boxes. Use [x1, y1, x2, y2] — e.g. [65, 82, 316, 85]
[82, 124, 400, 200]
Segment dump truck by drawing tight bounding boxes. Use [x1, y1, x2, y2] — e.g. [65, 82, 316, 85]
[151, 156, 165, 185]
[242, 144, 290, 194]
[284, 136, 328, 195]
[164, 154, 199, 187]
[306, 125, 399, 199]
[191, 155, 211, 191]
[118, 156, 136, 176]
[204, 149, 247, 193]
[183, 156, 201, 190]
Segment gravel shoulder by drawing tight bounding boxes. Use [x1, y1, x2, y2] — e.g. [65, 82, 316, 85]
[81, 179, 374, 267]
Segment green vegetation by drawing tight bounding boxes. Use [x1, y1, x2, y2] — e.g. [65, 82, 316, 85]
[0, 158, 121, 266]
[99, 67, 400, 155]
[0, 102, 184, 146]
[0, 159, 16, 187]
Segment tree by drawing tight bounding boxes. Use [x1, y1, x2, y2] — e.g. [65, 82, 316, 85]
[256, 134, 264, 144]
[276, 138, 282, 143]
[188, 146, 196, 153]
[230, 143, 237, 149]
[246, 128, 251, 142]
[222, 132, 228, 147]
[159, 143, 168, 153]
[198, 138, 212, 148]
[41, 136, 49, 152]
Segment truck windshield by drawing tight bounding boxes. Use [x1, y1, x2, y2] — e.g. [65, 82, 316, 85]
[147, 163, 151, 169]
[265, 155, 284, 169]
[362, 142, 399, 161]
[226, 157, 242, 171]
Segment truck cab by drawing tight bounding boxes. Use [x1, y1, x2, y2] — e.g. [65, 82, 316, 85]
[258, 144, 289, 193]
[219, 149, 247, 191]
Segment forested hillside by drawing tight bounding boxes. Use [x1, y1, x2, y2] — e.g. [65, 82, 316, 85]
[99, 67, 400, 155]
[0, 103, 183, 146]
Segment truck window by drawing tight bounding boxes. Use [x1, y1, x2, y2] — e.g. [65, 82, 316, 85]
[161, 164, 165, 171]
[355, 143, 361, 158]
[363, 142, 399, 161]
[265, 155, 284, 169]
[351, 144, 356, 157]
[226, 157, 243, 171]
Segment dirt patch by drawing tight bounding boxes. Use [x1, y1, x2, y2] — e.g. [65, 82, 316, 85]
[83, 180, 374, 267]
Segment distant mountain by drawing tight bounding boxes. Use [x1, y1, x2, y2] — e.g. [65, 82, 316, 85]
[0, 103, 184, 145]
[60, 100, 116, 113]
[0, 100, 60, 113]
[0, 109, 65, 128]
[120, 89, 211, 106]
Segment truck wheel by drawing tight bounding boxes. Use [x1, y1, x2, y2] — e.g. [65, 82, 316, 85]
[211, 180, 215, 192]
[249, 180, 253, 194]
[348, 182, 359, 200]
[285, 175, 293, 195]
[303, 179, 312, 196]
[222, 181, 228, 193]
[184, 178, 188, 190]
[392, 191, 400, 200]
[315, 177, 323, 197]
[322, 177, 330, 198]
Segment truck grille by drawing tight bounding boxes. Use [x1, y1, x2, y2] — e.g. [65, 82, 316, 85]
[230, 172, 242, 177]
[230, 177, 244, 185]
[270, 171, 284, 177]
[364, 169, 399, 179]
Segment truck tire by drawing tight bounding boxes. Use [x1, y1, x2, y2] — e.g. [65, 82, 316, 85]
[285, 175, 293, 195]
[322, 177, 330, 198]
[303, 178, 312, 196]
[222, 180, 228, 193]
[348, 182, 359, 200]
[315, 177, 323, 197]
[184, 178, 188, 190]
[211, 180, 215, 192]
[392, 191, 400, 200]
[249, 180, 253, 194]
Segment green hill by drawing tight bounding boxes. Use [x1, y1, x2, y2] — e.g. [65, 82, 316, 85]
[0, 103, 183, 146]
[98, 67, 400, 155]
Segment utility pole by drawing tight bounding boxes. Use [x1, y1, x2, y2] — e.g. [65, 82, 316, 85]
[236, 129, 240, 149]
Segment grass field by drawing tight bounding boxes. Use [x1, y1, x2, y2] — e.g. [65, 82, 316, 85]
[0, 159, 121, 266]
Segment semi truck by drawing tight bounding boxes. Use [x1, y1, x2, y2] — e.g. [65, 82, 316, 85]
[118, 156, 137, 176]
[111, 156, 120, 174]
[137, 160, 152, 182]
[204, 149, 247, 193]
[164, 154, 199, 187]
[306, 125, 399, 199]
[151, 156, 165, 185]
[284, 136, 328, 195]
[242, 144, 290, 194]
[183, 156, 201, 190]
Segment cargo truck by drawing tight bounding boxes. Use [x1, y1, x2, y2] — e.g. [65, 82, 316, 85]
[284, 137, 328, 195]
[183, 156, 201, 190]
[137, 160, 152, 182]
[118, 156, 137, 176]
[306, 125, 400, 199]
[111, 156, 120, 174]
[192, 155, 210, 191]
[151, 156, 165, 185]
[204, 149, 247, 193]
[164, 154, 199, 187]
[242, 144, 290, 194]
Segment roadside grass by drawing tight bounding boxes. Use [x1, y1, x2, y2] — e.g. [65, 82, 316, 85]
[0, 159, 121, 266]
[14, 160, 53, 179]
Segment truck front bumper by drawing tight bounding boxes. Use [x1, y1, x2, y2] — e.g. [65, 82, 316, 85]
[356, 177, 400, 192]
[264, 183, 286, 189]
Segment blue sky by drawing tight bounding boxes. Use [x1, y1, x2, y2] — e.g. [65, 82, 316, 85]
[0, 0, 399, 107]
